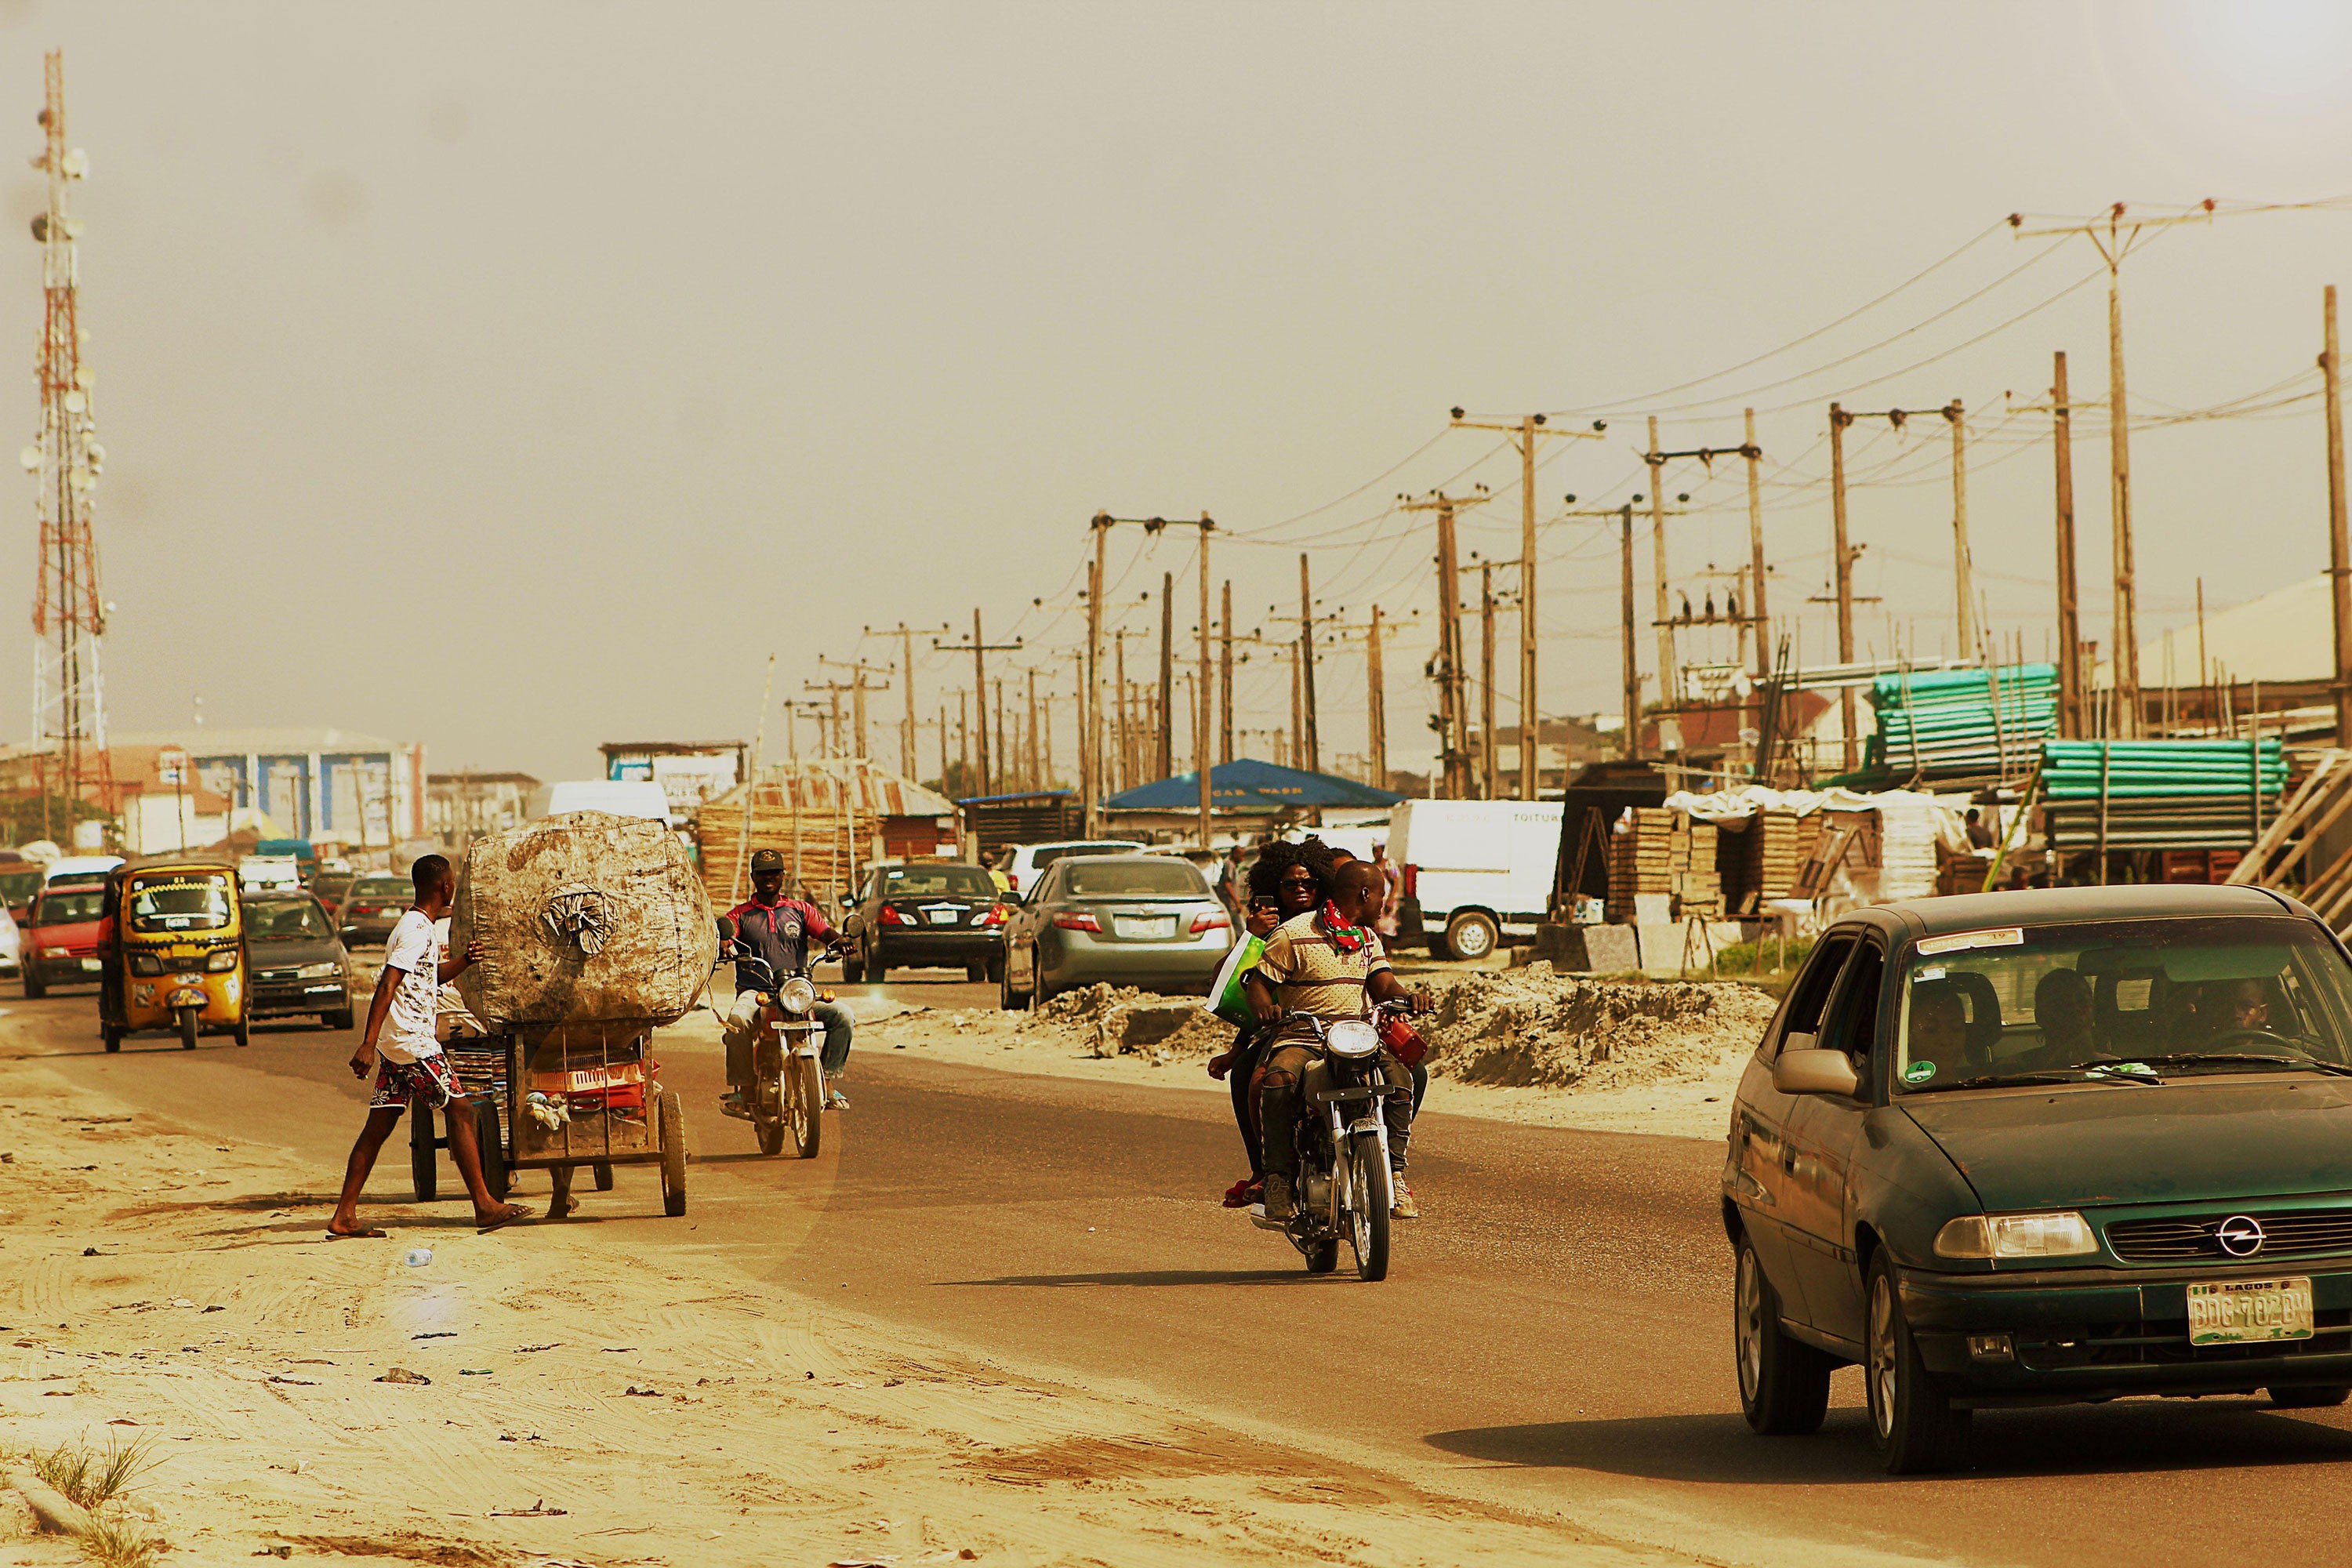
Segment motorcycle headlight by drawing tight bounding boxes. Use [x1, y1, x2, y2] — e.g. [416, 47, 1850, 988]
[779, 976, 817, 1015]
[296, 960, 340, 979]
[129, 953, 163, 975]
[1933, 1211, 2100, 1260]
[1325, 1020, 1381, 1059]
[206, 949, 240, 972]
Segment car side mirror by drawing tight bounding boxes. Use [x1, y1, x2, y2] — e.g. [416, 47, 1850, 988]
[840, 913, 867, 941]
[1773, 1046, 1861, 1098]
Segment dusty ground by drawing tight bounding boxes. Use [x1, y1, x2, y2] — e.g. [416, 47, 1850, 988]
[0, 1025, 1708, 1566]
[837, 964, 1774, 1143]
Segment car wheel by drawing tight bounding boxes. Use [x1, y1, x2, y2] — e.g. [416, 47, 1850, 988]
[2269, 1385, 2351, 1409]
[22, 968, 43, 1000]
[1865, 1254, 1972, 1473]
[866, 947, 887, 985]
[1734, 1234, 1832, 1435]
[966, 962, 987, 984]
[999, 952, 1032, 1011]
[1443, 910, 1499, 962]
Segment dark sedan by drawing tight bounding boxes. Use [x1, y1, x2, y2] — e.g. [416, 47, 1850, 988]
[1727, 883, 2352, 1473]
[841, 861, 1008, 984]
[997, 854, 1232, 1008]
[336, 873, 411, 947]
[245, 895, 354, 1029]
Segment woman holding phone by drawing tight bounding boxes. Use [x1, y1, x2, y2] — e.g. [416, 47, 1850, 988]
[1207, 837, 1336, 1207]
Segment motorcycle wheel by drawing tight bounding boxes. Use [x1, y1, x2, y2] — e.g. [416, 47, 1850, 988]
[1347, 1135, 1393, 1282]
[178, 1007, 199, 1051]
[756, 1114, 786, 1156]
[788, 1054, 823, 1159]
[1301, 1236, 1340, 1274]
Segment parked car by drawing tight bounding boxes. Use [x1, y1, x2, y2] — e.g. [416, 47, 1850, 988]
[1726, 884, 2352, 1475]
[996, 839, 1146, 899]
[1387, 798, 1563, 960]
[0, 902, 21, 978]
[336, 873, 412, 946]
[310, 870, 356, 910]
[242, 894, 354, 1029]
[0, 863, 40, 926]
[840, 860, 1009, 984]
[238, 855, 303, 892]
[43, 854, 124, 891]
[996, 854, 1232, 1008]
[22, 883, 107, 996]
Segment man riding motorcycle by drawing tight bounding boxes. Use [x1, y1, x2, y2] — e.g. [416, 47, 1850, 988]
[723, 848, 855, 1110]
[1244, 858, 1429, 1222]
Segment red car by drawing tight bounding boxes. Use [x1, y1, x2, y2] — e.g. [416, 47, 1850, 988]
[24, 884, 107, 997]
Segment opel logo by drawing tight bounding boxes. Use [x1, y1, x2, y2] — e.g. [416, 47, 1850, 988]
[2216, 1214, 2267, 1257]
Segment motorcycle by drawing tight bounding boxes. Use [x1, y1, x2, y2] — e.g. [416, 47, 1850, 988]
[1250, 1000, 1414, 1281]
[713, 914, 857, 1158]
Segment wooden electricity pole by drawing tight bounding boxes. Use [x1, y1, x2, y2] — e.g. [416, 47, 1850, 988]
[1024, 666, 1042, 792]
[1296, 554, 1319, 774]
[1479, 564, 1498, 798]
[1744, 409, 1769, 681]
[1219, 579, 1236, 765]
[1450, 408, 1606, 798]
[1621, 505, 1639, 759]
[2328, 286, 2352, 743]
[1158, 571, 1176, 780]
[1400, 489, 1481, 796]
[1087, 513, 1216, 839]
[1367, 604, 1388, 790]
[1647, 418, 1676, 706]
[818, 656, 891, 760]
[2053, 352, 2084, 738]
[1829, 401, 1860, 771]
[864, 622, 946, 778]
[1944, 399, 1975, 657]
[934, 612, 1021, 796]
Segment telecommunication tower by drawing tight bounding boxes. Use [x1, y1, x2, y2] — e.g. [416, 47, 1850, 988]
[23, 50, 112, 833]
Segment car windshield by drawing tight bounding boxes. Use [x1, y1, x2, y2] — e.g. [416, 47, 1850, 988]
[350, 877, 408, 898]
[0, 869, 39, 903]
[247, 901, 332, 940]
[129, 874, 234, 935]
[880, 866, 995, 898]
[35, 889, 103, 924]
[1062, 861, 1207, 898]
[1034, 843, 1141, 869]
[1893, 916, 2352, 1091]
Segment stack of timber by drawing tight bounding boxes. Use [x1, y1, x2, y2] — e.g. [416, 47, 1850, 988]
[1863, 663, 2059, 786]
[2040, 739, 2288, 851]
[2227, 752, 2352, 930]
[696, 757, 942, 906]
[1607, 808, 1720, 920]
[1738, 810, 1820, 912]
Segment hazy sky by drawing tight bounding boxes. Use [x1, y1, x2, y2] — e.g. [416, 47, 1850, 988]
[9, 1, 2352, 784]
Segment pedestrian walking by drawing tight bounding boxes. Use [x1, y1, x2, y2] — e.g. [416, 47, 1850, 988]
[325, 854, 531, 1239]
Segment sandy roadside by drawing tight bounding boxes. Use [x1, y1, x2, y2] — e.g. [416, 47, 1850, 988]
[0, 1026, 1704, 1567]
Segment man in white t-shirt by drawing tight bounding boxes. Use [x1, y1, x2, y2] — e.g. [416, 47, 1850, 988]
[325, 854, 530, 1239]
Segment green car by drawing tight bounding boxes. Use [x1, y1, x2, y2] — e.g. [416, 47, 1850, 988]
[1725, 884, 2352, 1472]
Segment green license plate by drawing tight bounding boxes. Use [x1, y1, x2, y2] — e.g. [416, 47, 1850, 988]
[2187, 1276, 2314, 1345]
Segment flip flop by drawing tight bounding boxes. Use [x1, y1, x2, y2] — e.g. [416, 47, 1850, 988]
[323, 1226, 390, 1240]
[475, 1204, 534, 1235]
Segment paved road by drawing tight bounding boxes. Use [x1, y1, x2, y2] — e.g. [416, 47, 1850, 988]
[18, 969, 2352, 1568]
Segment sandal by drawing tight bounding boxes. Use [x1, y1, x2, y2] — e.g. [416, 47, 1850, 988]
[1221, 1176, 1261, 1210]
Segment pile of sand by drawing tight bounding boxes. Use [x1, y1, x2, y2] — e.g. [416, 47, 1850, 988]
[1417, 961, 1776, 1092]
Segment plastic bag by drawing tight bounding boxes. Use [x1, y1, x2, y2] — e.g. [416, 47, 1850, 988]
[1202, 934, 1265, 1026]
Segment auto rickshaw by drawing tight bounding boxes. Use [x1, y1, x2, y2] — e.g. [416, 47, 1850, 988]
[98, 857, 250, 1052]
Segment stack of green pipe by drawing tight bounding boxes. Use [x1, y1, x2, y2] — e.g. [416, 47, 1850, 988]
[2038, 737, 2286, 850]
[1861, 663, 2060, 783]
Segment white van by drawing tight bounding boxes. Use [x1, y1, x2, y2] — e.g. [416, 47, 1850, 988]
[1388, 799, 1564, 960]
[42, 854, 124, 889]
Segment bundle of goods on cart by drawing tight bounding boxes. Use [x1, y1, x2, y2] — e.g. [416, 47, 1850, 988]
[1860, 662, 2059, 785]
[2038, 738, 2287, 851]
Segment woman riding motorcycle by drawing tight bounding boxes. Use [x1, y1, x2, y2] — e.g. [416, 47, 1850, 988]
[1207, 837, 1334, 1208]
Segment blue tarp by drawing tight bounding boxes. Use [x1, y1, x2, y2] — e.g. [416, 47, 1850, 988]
[1106, 758, 1403, 811]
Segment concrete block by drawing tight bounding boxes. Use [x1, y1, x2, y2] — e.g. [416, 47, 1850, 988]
[1118, 1001, 1200, 1051]
[1550, 922, 1639, 974]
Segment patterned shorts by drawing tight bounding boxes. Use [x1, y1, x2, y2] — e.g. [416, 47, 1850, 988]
[370, 1052, 464, 1113]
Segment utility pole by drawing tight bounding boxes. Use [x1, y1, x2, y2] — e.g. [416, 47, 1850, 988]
[2013, 201, 2217, 735]
[993, 677, 1007, 794]
[1563, 500, 1679, 761]
[804, 680, 851, 758]
[1647, 418, 1675, 706]
[2053, 352, 2084, 738]
[818, 656, 891, 760]
[1450, 408, 1606, 798]
[1087, 512, 1215, 837]
[934, 612, 1021, 796]
[1114, 632, 1132, 793]
[1195, 518, 1213, 849]
[1479, 564, 1497, 798]
[865, 621, 946, 778]
[1297, 553, 1319, 774]
[1400, 489, 1482, 797]
[1086, 514, 1108, 828]
[1320, 609, 1410, 790]
[1219, 579, 1235, 765]
[1829, 402, 1860, 771]
[1744, 410, 1769, 682]
[1944, 399, 1974, 657]
[2328, 286, 2352, 743]
[1158, 571, 1176, 780]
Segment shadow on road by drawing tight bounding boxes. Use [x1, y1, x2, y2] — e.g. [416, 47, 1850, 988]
[942, 1267, 1329, 1288]
[1428, 1399, 2352, 1483]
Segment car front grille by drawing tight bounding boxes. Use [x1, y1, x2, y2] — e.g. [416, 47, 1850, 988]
[255, 968, 296, 984]
[2106, 1207, 2352, 1262]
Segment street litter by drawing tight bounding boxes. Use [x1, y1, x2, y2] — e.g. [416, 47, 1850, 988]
[488, 1500, 567, 1517]
[376, 1367, 430, 1385]
[622, 1384, 659, 1396]
[404, 1248, 433, 1267]
[412, 1330, 456, 1339]
[460, 1367, 493, 1375]
[514, 1343, 559, 1352]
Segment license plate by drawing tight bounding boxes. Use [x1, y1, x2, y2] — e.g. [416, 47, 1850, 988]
[1113, 915, 1176, 939]
[2187, 1276, 2315, 1345]
[78, 958, 100, 971]
[926, 908, 960, 925]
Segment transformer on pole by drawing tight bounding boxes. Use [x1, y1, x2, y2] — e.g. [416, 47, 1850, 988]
[24, 50, 114, 839]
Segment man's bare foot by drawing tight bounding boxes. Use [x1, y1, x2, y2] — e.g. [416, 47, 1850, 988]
[474, 1202, 532, 1234]
[323, 1222, 389, 1240]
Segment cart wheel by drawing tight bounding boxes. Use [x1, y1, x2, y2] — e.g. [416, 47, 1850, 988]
[548, 1164, 575, 1219]
[410, 1095, 437, 1203]
[659, 1090, 687, 1217]
[592, 1162, 613, 1191]
[177, 1007, 199, 1051]
[788, 1055, 822, 1160]
[474, 1096, 508, 1201]
[234, 1014, 251, 1047]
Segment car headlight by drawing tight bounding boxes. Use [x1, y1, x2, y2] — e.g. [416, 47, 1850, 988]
[296, 960, 340, 979]
[206, 949, 240, 972]
[129, 953, 162, 975]
[779, 976, 817, 1015]
[1934, 1211, 2100, 1260]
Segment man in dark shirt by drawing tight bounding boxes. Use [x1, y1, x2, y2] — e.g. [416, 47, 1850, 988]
[722, 849, 855, 1109]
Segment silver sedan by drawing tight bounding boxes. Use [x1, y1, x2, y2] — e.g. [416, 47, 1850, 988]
[997, 855, 1235, 1007]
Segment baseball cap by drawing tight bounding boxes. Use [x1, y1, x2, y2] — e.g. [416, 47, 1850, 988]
[750, 848, 785, 873]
